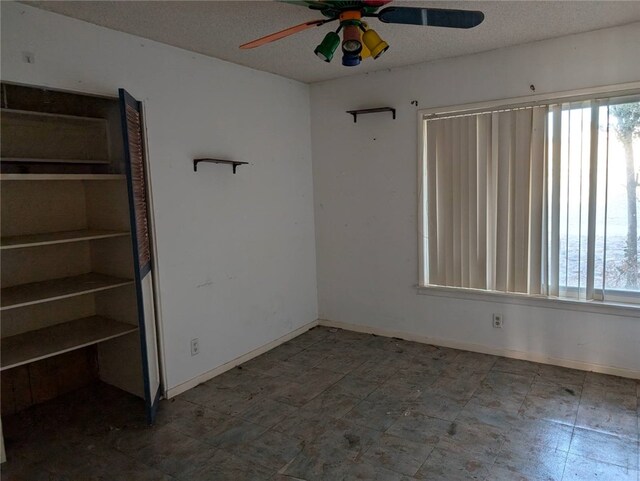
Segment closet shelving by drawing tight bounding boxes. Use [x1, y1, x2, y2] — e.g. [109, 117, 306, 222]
[1, 272, 134, 310]
[0, 83, 147, 405]
[1, 229, 129, 250]
[1, 316, 138, 371]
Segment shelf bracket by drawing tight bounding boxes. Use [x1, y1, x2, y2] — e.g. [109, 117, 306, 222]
[346, 107, 396, 123]
[193, 158, 248, 174]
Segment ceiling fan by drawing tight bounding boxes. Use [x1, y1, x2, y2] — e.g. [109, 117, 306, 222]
[240, 1, 484, 67]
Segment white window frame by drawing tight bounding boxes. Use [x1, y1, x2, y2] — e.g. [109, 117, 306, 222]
[417, 82, 640, 316]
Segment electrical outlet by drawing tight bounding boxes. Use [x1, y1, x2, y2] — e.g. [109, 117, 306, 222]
[191, 338, 199, 356]
[493, 314, 503, 329]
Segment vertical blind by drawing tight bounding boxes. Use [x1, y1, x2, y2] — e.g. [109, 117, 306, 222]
[424, 95, 640, 303]
[426, 106, 548, 294]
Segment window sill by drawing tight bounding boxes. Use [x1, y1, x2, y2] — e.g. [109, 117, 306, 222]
[417, 285, 640, 318]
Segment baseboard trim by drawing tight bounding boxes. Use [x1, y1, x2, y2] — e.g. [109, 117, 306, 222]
[166, 319, 319, 398]
[319, 319, 640, 380]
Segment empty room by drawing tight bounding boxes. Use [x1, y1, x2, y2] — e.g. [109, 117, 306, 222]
[0, 1, 639, 480]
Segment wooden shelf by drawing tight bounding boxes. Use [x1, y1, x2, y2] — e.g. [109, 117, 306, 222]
[193, 158, 248, 174]
[1, 229, 130, 250]
[1, 157, 111, 165]
[0, 108, 109, 123]
[1, 273, 134, 311]
[1, 316, 138, 370]
[0, 173, 125, 181]
[1, 108, 110, 163]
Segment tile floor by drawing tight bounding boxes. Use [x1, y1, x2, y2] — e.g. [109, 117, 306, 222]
[2, 326, 639, 480]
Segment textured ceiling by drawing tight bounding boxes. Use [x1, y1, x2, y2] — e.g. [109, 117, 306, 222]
[25, 1, 640, 84]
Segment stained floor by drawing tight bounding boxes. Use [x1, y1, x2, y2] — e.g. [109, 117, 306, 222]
[2, 326, 639, 480]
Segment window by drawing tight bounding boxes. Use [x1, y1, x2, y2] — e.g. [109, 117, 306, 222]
[419, 90, 640, 306]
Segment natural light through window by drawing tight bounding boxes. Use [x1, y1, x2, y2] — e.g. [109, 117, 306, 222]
[420, 91, 639, 306]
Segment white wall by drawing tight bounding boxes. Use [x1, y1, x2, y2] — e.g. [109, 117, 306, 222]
[311, 23, 640, 376]
[1, 2, 318, 391]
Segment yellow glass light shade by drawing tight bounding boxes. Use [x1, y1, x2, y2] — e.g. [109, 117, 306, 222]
[362, 29, 389, 59]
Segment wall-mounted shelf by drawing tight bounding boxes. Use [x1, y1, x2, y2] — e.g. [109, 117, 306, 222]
[193, 158, 248, 174]
[346, 107, 396, 123]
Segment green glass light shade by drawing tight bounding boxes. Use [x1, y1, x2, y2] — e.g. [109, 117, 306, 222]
[314, 32, 340, 62]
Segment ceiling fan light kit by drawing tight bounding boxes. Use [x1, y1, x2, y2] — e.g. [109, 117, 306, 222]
[240, 1, 484, 68]
[314, 31, 340, 61]
[362, 28, 388, 59]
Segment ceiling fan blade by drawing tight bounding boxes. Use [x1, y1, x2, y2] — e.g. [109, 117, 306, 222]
[240, 19, 331, 49]
[377, 7, 484, 29]
[278, 0, 328, 8]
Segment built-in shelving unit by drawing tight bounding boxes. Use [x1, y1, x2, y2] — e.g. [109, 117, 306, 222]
[1, 316, 138, 371]
[1, 273, 134, 310]
[1, 229, 129, 250]
[0, 82, 148, 422]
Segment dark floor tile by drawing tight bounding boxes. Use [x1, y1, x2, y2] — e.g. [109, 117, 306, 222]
[503, 418, 573, 456]
[226, 429, 304, 471]
[414, 446, 493, 480]
[201, 416, 268, 449]
[270, 377, 336, 407]
[271, 409, 329, 441]
[165, 402, 229, 439]
[437, 420, 505, 461]
[492, 357, 541, 376]
[238, 397, 299, 428]
[361, 433, 434, 476]
[0, 463, 72, 481]
[310, 418, 383, 461]
[336, 459, 415, 480]
[320, 350, 369, 374]
[324, 372, 382, 399]
[584, 372, 638, 394]
[409, 391, 467, 421]
[349, 359, 400, 384]
[179, 382, 262, 416]
[536, 364, 586, 388]
[562, 453, 639, 481]
[127, 425, 215, 478]
[428, 374, 484, 402]
[491, 445, 568, 481]
[280, 444, 349, 481]
[71, 446, 179, 481]
[393, 367, 441, 388]
[206, 367, 264, 390]
[450, 352, 498, 373]
[580, 383, 638, 412]
[519, 382, 581, 425]
[188, 449, 274, 481]
[569, 426, 639, 470]
[480, 370, 534, 398]
[386, 410, 450, 445]
[301, 389, 360, 418]
[366, 378, 424, 404]
[346, 398, 409, 431]
[5, 328, 639, 481]
[455, 397, 521, 432]
[575, 402, 639, 440]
